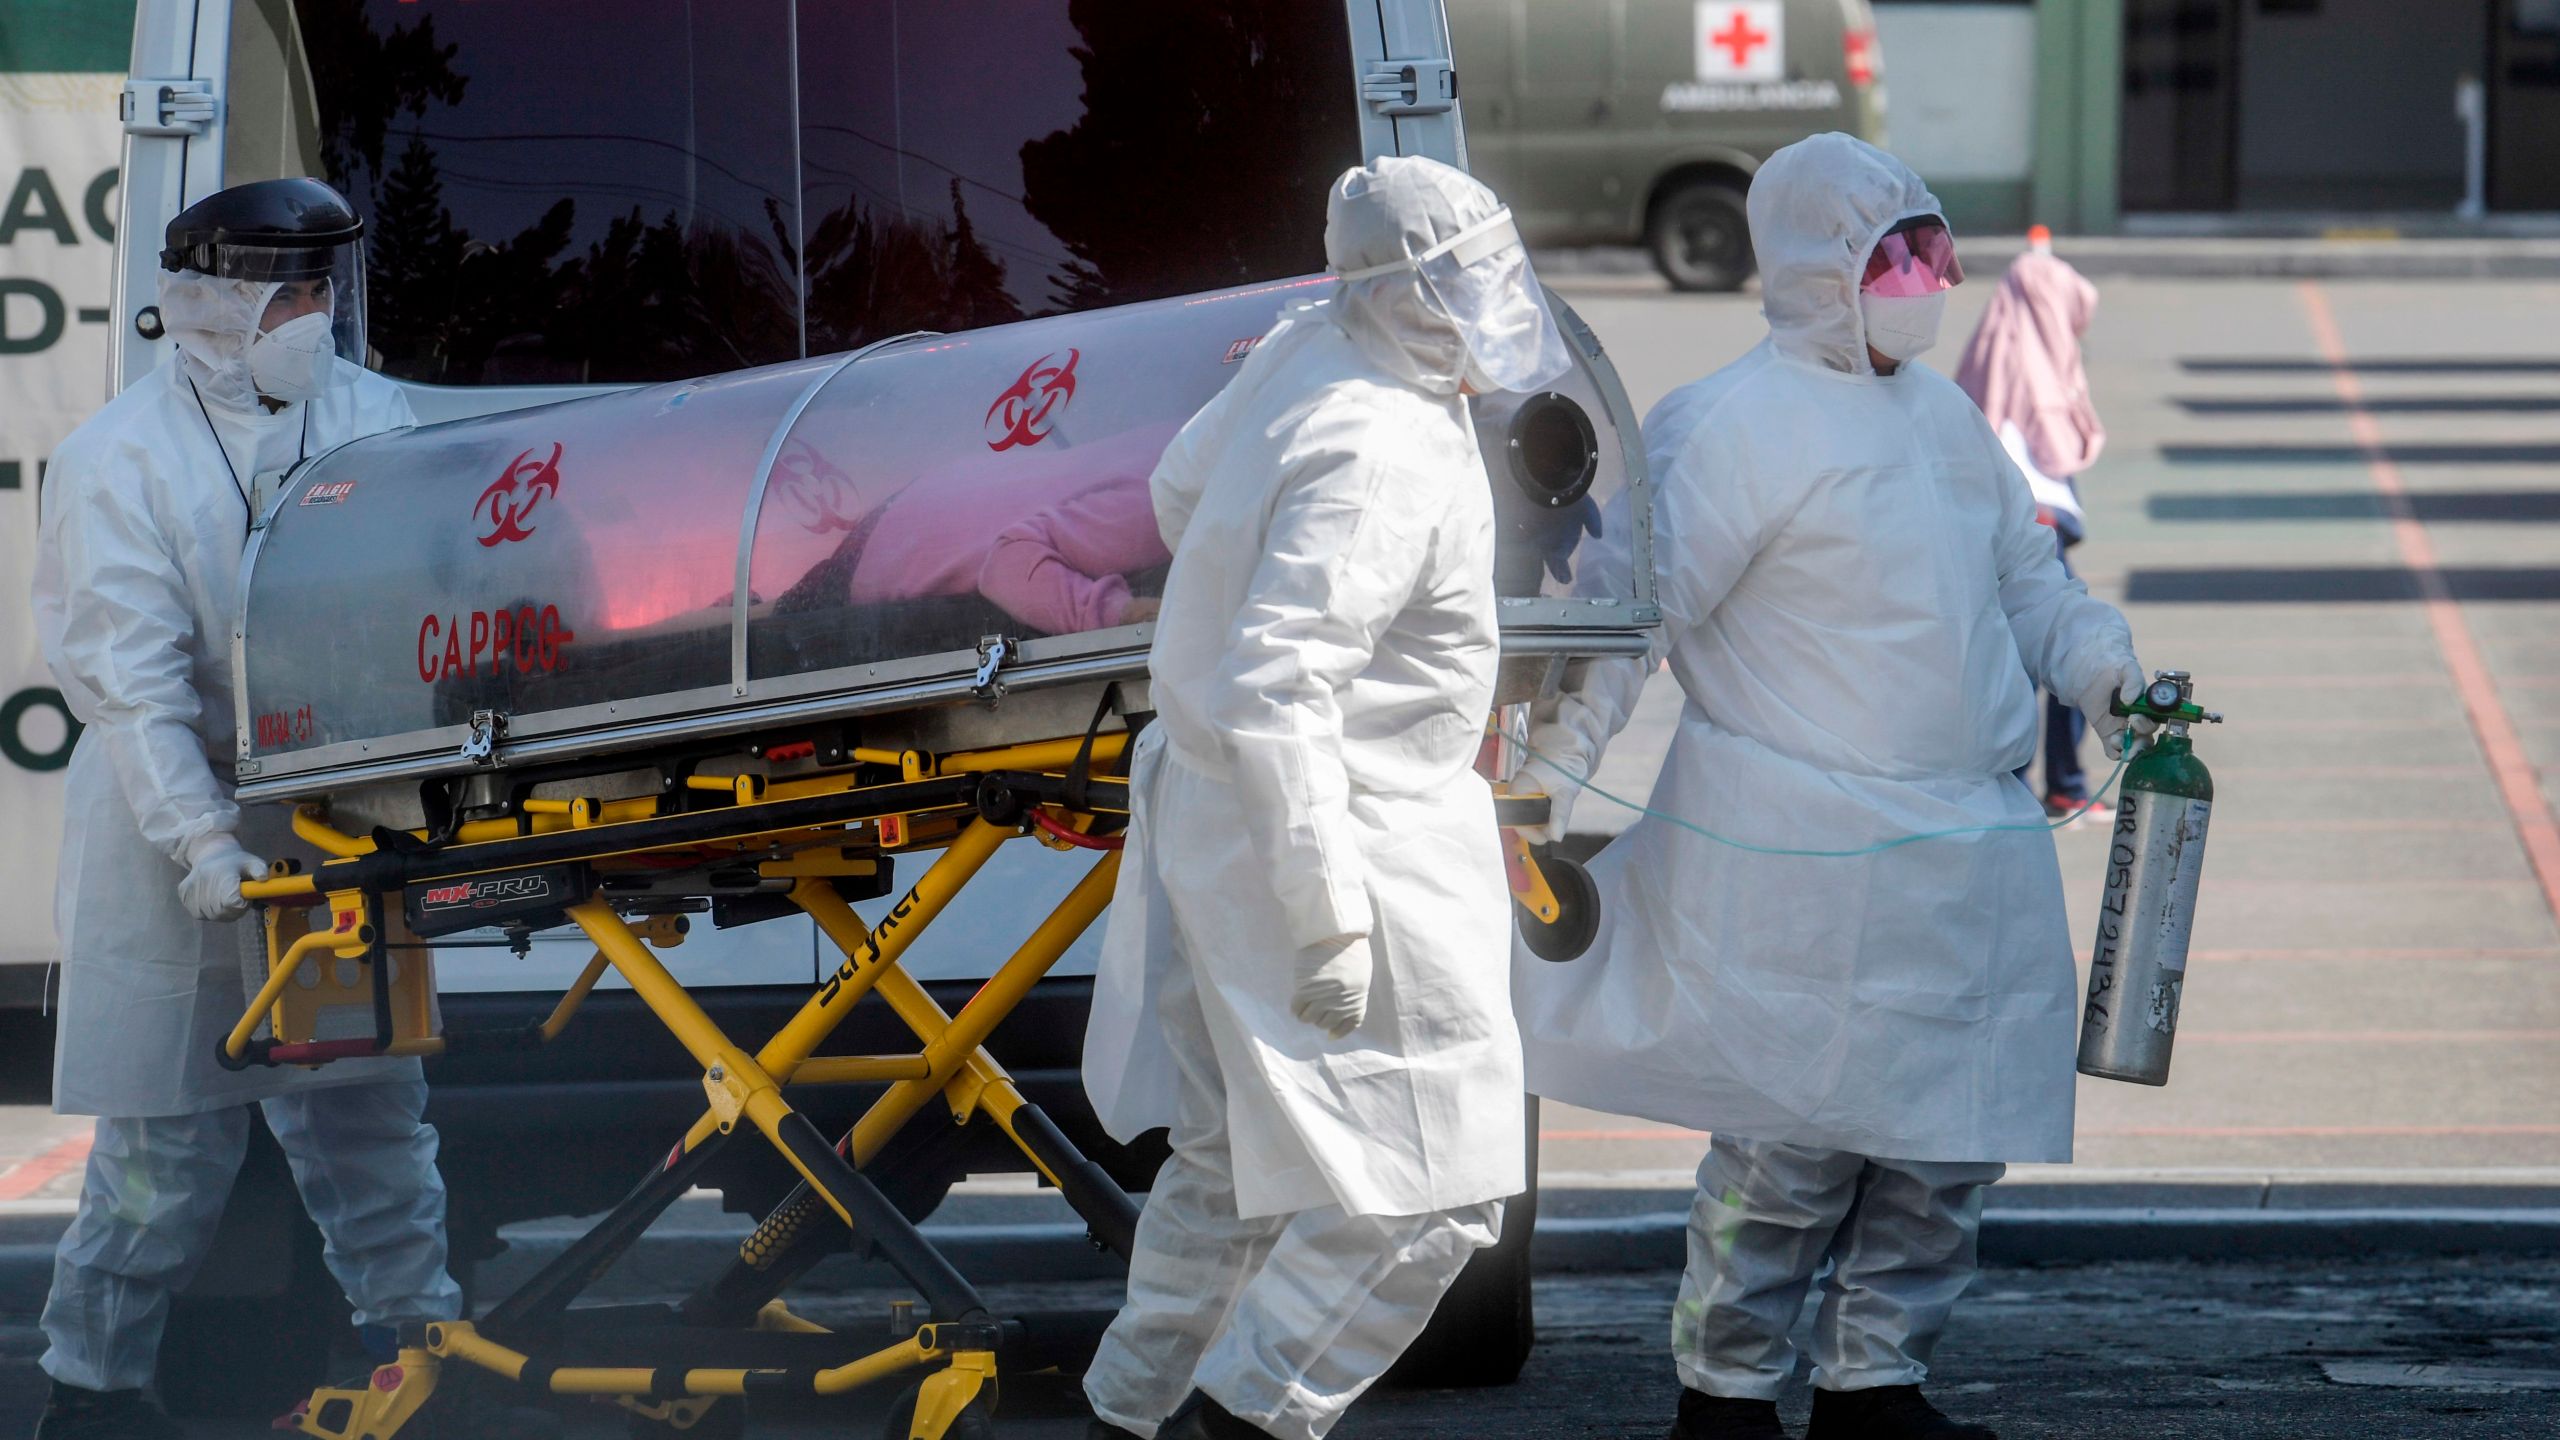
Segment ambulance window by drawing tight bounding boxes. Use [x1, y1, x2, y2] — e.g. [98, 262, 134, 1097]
[290, 0, 1363, 382]
[293, 0, 802, 386]
[224, 0, 327, 188]
[794, 0, 1363, 353]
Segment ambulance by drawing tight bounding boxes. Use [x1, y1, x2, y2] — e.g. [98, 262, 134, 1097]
[1449, 0, 1888, 289]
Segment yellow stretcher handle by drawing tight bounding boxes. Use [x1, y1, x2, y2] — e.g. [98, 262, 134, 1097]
[243, 872, 320, 904]
[226, 924, 361, 1059]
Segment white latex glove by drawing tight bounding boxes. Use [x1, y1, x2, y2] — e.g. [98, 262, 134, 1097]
[1516, 723, 1589, 845]
[1515, 754, 1578, 847]
[1291, 934, 1374, 1040]
[2078, 659, 2155, 760]
[178, 836, 268, 923]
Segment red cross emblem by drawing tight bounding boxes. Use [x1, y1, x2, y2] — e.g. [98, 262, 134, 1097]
[1697, 3, 1782, 80]
[1710, 11, 1768, 68]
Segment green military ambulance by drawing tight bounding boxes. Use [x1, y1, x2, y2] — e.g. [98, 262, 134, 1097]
[1450, 0, 1887, 289]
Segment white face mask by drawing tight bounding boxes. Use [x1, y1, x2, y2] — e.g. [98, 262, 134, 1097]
[247, 310, 339, 403]
[1859, 290, 1947, 366]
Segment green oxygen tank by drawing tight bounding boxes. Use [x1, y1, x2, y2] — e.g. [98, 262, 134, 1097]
[2078, 671, 2224, 1086]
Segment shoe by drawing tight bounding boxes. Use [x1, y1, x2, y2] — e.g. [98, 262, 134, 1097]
[1158, 1390, 1271, 1440]
[2043, 793, 2112, 825]
[1806, 1385, 1995, 1439]
[1667, 1387, 1789, 1440]
[30, 1382, 183, 1440]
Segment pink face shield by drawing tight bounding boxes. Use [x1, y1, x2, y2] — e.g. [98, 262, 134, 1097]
[1861, 218, 1964, 297]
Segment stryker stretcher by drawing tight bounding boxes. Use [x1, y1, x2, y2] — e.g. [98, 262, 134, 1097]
[219, 280, 1656, 1438]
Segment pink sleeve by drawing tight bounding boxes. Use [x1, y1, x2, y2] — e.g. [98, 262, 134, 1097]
[976, 475, 1173, 634]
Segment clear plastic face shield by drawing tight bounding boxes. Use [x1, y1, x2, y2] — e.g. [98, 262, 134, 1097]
[1338, 207, 1574, 394]
[200, 239, 368, 361]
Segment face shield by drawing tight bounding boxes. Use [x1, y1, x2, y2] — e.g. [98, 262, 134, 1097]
[1337, 206, 1573, 395]
[1861, 215, 1963, 298]
[200, 239, 368, 363]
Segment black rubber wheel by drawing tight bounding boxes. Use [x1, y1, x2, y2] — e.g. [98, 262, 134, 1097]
[1516, 851, 1600, 963]
[1387, 1098, 1538, 1389]
[628, 1398, 746, 1440]
[1647, 178, 1754, 292]
[880, 1377, 998, 1440]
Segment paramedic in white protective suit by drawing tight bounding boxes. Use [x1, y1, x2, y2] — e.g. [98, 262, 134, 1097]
[1512, 135, 2148, 1440]
[1079, 154, 1573, 1440]
[29, 180, 546, 1440]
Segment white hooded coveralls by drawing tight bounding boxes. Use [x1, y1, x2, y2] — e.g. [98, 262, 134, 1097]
[1081, 155, 1526, 1439]
[33, 268, 459, 1392]
[1511, 133, 2134, 1166]
[1510, 132, 2138, 1399]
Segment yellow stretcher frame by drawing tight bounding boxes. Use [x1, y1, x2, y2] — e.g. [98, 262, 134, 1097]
[232, 731, 1143, 1440]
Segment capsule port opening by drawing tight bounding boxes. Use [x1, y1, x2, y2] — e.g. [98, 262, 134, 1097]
[1505, 392, 1599, 509]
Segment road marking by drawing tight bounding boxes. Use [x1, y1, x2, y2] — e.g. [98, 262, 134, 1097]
[2080, 947, 2557, 963]
[2198, 877, 2536, 890]
[1545, 1123, 2560, 1142]
[2207, 672, 2450, 688]
[2210, 819, 2506, 833]
[2205, 765, 2485, 779]
[2299, 283, 2560, 929]
[0, 1134, 92, 1201]
[2176, 1029, 2560, 1045]
[2081, 1123, 2560, 1140]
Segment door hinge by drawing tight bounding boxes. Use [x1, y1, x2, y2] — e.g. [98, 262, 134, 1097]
[120, 79, 218, 138]
[459, 709, 508, 766]
[1363, 58, 1457, 117]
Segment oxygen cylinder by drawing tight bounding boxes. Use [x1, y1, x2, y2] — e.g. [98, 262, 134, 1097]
[2078, 672, 2223, 1086]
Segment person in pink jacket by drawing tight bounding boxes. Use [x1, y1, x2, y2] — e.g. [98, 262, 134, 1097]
[1953, 233, 2109, 819]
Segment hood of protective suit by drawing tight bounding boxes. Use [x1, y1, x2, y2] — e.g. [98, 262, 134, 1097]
[160, 269, 291, 411]
[1324, 155, 1498, 396]
[1748, 133, 1948, 377]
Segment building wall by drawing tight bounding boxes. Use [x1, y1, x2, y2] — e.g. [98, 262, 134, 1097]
[1873, 1, 2041, 230]
[2233, 0, 2486, 211]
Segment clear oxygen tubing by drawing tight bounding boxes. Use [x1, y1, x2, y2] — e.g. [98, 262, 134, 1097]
[1522, 744, 2135, 859]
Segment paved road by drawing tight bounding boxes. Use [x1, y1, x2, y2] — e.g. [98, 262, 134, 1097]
[2, 1259, 2551, 1438]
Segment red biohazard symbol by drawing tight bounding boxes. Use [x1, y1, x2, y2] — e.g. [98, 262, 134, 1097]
[984, 349, 1080, 452]
[474, 442, 563, 547]
[1710, 10, 1771, 68]
[772, 439, 866, 534]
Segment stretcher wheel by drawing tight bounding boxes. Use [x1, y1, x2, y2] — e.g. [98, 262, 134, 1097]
[1516, 851, 1600, 963]
[880, 1377, 997, 1439]
[627, 1398, 745, 1439]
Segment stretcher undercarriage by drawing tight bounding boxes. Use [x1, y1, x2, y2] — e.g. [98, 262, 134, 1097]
[218, 281, 1657, 1437]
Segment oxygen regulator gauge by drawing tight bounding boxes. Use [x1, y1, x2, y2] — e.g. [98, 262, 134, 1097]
[2145, 676, 2186, 712]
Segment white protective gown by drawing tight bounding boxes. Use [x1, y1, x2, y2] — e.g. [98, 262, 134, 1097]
[35, 348, 419, 1119]
[1511, 134, 2136, 1165]
[1083, 298, 1523, 1218]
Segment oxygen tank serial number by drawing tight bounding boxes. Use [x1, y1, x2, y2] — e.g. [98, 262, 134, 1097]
[417, 605, 578, 684]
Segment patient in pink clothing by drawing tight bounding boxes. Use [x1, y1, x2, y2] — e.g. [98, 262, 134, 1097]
[771, 465, 1168, 635]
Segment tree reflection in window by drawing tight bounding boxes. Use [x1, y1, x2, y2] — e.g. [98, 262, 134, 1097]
[302, 0, 1360, 385]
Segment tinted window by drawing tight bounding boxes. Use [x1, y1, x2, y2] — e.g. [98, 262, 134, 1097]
[297, 0, 1362, 385]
